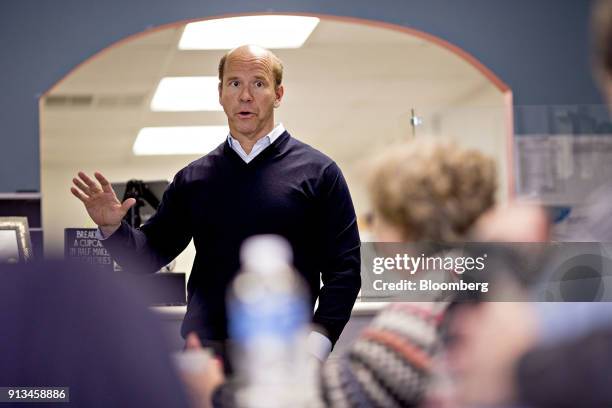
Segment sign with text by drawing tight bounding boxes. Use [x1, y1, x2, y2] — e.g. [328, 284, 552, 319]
[64, 228, 113, 271]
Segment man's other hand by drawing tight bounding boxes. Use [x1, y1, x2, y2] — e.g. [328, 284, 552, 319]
[181, 332, 225, 408]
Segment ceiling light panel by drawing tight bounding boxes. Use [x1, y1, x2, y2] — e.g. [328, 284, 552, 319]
[179, 15, 320, 50]
[151, 76, 222, 112]
[133, 126, 228, 155]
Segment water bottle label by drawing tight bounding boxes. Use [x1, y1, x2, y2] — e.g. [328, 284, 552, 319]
[229, 295, 309, 342]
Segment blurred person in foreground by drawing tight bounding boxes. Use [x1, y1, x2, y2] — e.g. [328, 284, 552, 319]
[320, 141, 497, 407]
[448, 203, 612, 407]
[446, 1, 612, 407]
[206, 140, 498, 407]
[0, 260, 194, 408]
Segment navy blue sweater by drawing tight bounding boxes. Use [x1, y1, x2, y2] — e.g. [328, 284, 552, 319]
[103, 131, 361, 345]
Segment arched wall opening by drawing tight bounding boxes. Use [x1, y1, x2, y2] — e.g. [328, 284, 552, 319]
[39, 13, 512, 271]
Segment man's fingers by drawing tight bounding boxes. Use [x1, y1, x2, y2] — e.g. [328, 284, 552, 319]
[94, 172, 114, 194]
[72, 177, 90, 194]
[78, 171, 100, 191]
[121, 198, 136, 212]
[70, 187, 89, 203]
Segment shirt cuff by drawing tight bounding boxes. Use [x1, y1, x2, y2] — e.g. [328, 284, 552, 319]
[307, 331, 332, 362]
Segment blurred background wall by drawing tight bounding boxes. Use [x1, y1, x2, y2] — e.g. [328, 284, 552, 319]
[0, 0, 600, 193]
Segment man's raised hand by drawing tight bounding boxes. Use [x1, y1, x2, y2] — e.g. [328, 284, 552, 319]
[70, 171, 136, 237]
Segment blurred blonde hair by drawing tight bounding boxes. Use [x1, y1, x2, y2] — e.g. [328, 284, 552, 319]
[367, 141, 496, 242]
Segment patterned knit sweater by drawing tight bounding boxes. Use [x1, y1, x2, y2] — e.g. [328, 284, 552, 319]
[319, 302, 446, 408]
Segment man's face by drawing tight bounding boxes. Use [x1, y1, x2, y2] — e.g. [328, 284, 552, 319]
[218, 49, 283, 140]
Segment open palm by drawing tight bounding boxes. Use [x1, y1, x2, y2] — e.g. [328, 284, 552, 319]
[71, 171, 136, 228]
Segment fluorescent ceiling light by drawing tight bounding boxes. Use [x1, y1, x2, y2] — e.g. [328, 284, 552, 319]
[133, 126, 228, 155]
[179, 15, 320, 50]
[151, 76, 222, 111]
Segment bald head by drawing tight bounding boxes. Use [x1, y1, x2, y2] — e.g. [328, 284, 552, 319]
[218, 45, 283, 88]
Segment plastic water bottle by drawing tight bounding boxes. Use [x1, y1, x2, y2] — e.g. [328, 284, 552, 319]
[228, 235, 316, 408]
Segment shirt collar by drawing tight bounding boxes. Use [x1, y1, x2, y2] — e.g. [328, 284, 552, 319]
[227, 123, 285, 149]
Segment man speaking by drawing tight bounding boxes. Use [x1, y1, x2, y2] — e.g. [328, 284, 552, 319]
[70, 45, 361, 361]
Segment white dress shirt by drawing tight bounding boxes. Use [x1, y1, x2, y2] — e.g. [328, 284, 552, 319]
[227, 123, 286, 163]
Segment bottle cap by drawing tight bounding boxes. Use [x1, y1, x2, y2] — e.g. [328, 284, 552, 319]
[240, 234, 293, 274]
